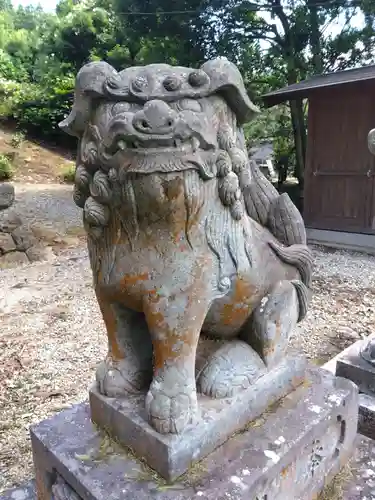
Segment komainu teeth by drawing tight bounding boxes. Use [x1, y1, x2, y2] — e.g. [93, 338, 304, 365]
[175, 138, 181, 147]
[191, 137, 199, 152]
[117, 140, 126, 150]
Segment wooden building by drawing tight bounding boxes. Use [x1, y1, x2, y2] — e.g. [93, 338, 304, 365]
[263, 65, 375, 254]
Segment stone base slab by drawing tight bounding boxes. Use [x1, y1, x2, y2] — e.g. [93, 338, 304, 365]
[7, 433, 375, 500]
[335, 337, 375, 440]
[18, 367, 358, 500]
[336, 337, 375, 395]
[357, 392, 375, 440]
[90, 354, 307, 481]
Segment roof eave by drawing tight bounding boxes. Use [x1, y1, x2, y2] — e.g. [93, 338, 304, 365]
[262, 88, 311, 108]
[262, 72, 375, 108]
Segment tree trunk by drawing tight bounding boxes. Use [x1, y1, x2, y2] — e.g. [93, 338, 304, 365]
[289, 99, 305, 190]
[309, 2, 323, 75]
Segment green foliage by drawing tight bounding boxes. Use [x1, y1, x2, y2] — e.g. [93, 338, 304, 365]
[0, 72, 74, 139]
[60, 161, 75, 183]
[0, 0, 374, 174]
[0, 153, 13, 180]
[10, 130, 25, 148]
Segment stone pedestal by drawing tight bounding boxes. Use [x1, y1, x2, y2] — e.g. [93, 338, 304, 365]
[2, 367, 358, 500]
[90, 354, 306, 481]
[336, 336, 375, 440]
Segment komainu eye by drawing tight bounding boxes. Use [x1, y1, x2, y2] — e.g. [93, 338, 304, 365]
[163, 75, 182, 91]
[176, 99, 202, 112]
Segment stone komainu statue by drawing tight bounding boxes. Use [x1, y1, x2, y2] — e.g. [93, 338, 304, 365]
[60, 58, 313, 435]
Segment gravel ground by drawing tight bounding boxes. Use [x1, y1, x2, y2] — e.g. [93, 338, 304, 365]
[0, 183, 375, 493]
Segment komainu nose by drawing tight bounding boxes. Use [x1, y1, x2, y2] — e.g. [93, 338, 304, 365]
[132, 100, 177, 135]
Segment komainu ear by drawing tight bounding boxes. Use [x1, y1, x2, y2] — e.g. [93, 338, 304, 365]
[59, 61, 118, 138]
[201, 58, 260, 125]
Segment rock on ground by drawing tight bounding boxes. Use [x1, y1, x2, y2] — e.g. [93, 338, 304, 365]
[0, 184, 15, 210]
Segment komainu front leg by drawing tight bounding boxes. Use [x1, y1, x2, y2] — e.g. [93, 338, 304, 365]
[144, 296, 209, 435]
[249, 280, 300, 368]
[96, 291, 153, 397]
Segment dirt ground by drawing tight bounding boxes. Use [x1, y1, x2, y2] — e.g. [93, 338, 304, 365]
[0, 124, 75, 184]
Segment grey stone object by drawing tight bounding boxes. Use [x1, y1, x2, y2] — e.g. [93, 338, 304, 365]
[90, 354, 306, 480]
[336, 336, 375, 440]
[0, 183, 15, 210]
[0, 481, 36, 500]
[357, 393, 375, 440]
[9, 434, 375, 500]
[25, 367, 357, 500]
[58, 56, 314, 438]
[336, 336, 375, 396]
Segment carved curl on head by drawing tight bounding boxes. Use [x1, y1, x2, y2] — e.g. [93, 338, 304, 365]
[215, 106, 252, 221]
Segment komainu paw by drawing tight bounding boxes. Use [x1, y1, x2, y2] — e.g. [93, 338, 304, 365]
[197, 340, 267, 399]
[145, 376, 199, 434]
[96, 357, 152, 397]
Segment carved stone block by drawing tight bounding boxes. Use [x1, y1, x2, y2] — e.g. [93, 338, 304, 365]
[336, 336, 375, 396]
[89, 353, 306, 480]
[25, 368, 357, 500]
[335, 336, 375, 439]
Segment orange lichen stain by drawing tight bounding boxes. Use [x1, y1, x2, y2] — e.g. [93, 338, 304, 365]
[281, 466, 289, 478]
[95, 290, 125, 361]
[121, 272, 149, 287]
[144, 274, 209, 371]
[163, 177, 184, 201]
[145, 309, 165, 333]
[262, 344, 276, 357]
[221, 278, 255, 327]
[152, 329, 191, 371]
[147, 287, 162, 304]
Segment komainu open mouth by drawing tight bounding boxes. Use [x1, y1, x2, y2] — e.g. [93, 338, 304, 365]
[108, 135, 201, 156]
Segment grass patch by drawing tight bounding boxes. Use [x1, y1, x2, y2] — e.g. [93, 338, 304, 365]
[59, 162, 75, 183]
[318, 463, 353, 500]
[0, 153, 14, 180]
[10, 131, 26, 149]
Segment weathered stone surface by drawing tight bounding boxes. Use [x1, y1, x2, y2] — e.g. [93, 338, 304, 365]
[0, 211, 22, 232]
[357, 392, 375, 440]
[90, 354, 307, 481]
[7, 433, 375, 500]
[0, 251, 29, 268]
[0, 233, 16, 253]
[0, 183, 15, 210]
[26, 368, 357, 500]
[335, 337, 375, 440]
[11, 225, 37, 251]
[58, 57, 314, 437]
[0, 481, 36, 500]
[26, 245, 54, 263]
[336, 337, 375, 396]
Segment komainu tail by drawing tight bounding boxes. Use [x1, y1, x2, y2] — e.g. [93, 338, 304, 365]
[268, 242, 313, 322]
[243, 161, 307, 246]
[242, 160, 313, 322]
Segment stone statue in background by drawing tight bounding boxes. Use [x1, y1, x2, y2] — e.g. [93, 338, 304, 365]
[60, 58, 313, 435]
[360, 127, 375, 365]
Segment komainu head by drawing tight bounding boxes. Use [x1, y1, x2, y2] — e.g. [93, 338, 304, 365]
[60, 58, 260, 230]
